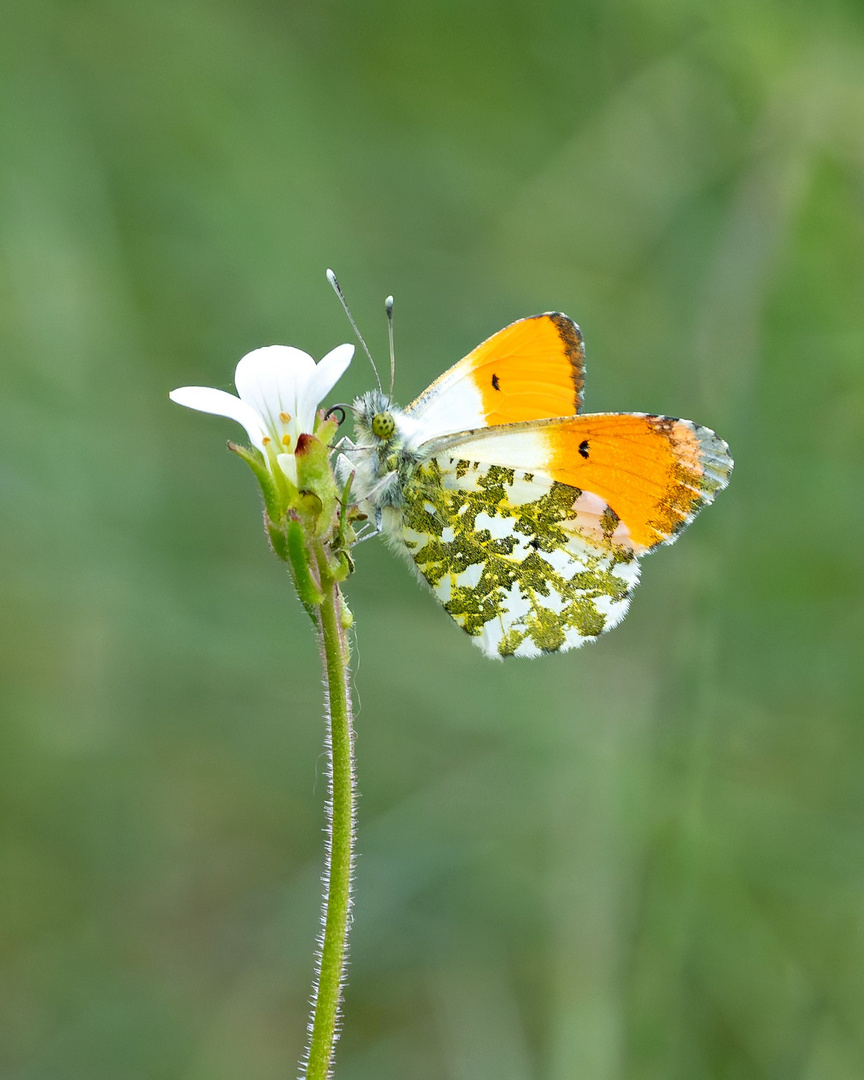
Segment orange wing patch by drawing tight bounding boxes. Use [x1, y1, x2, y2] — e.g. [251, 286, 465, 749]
[546, 414, 731, 550]
[465, 313, 585, 424]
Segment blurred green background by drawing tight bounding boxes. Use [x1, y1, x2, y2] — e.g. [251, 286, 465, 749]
[3, 1, 864, 1077]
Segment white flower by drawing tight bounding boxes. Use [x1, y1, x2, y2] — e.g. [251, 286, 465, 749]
[170, 343, 353, 484]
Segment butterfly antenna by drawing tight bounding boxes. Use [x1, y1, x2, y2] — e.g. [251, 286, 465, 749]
[385, 294, 395, 400]
[326, 268, 382, 393]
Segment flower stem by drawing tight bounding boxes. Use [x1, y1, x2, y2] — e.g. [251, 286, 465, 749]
[302, 566, 355, 1080]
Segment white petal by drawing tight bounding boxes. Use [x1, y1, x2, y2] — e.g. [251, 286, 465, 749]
[234, 346, 316, 435]
[169, 386, 267, 449]
[304, 345, 354, 412]
[297, 343, 354, 431]
[277, 452, 298, 486]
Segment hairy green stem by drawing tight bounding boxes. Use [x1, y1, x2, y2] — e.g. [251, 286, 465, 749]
[301, 567, 355, 1080]
[286, 519, 325, 610]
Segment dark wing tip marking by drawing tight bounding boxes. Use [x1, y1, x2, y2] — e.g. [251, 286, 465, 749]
[544, 312, 585, 410]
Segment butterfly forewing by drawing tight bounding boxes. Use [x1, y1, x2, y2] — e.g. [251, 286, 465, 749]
[394, 455, 641, 658]
[404, 313, 585, 443]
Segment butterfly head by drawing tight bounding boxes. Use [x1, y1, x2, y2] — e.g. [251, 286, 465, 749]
[339, 388, 428, 513]
[371, 410, 396, 441]
[352, 389, 405, 449]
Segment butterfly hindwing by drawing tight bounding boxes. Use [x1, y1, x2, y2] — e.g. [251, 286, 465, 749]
[390, 454, 641, 658]
[421, 413, 733, 552]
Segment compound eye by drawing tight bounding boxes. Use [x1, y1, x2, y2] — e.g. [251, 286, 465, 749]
[371, 412, 396, 440]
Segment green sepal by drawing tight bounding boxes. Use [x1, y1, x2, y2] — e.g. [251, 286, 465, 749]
[227, 441, 282, 522]
[295, 433, 340, 538]
[286, 518, 325, 608]
[297, 490, 324, 523]
[265, 517, 290, 563]
[313, 414, 340, 446]
[329, 549, 353, 583]
[312, 538, 351, 584]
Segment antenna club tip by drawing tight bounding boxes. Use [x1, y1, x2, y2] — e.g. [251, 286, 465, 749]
[326, 268, 337, 283]
[385, 295, 394, 312]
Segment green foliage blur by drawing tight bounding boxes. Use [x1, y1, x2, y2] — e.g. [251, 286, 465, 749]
[2, 1, 864, 1077]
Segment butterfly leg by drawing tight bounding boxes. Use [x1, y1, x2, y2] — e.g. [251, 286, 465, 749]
[357, 470, 398, 507]
[349, 470, 399, 545]
[351, 517, 382, 545]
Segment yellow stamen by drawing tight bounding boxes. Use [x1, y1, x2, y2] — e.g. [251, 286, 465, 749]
[262, 436, 271, 445]
[279, 411, 291, 423]
[282, 434, 292, 448]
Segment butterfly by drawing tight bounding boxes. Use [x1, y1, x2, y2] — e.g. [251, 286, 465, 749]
[338, 313, 732, 658]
